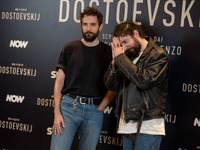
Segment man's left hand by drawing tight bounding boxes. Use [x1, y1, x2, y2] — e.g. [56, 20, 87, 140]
[111, 37, 124, 58]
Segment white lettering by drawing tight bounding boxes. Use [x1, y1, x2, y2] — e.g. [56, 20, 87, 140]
[165, 114, 176, 123]
[99, 135, 122, 146]
[194, 118, 200, 127]
[59, 0, 70, 22]
[6, 95, 25, 103]
[102, 33, 112, 40]
[147, 0, 160, 26]
[133, 0, 143, 25]
[0, 120, 32, 132]
[37, 98, 55, 107]
[0, 66, 37, 77]
[163, 0, 176, 27]
[9, 40, 28, 48]
[104, 0, 113, 24]
[104, 106, 113, 114]
[153, 36, 163, 43]
[160, 45, 182, 56]
[74, 0, 84, 23]
[116, 0, 128, 23]
[55, 0, 199, 28]
[51, 71, 57, 78]
[47, 127, 53, 135]
[180, 0, 194, 27]
[182, 83, 200, 93]
[89, 0, 99, 6]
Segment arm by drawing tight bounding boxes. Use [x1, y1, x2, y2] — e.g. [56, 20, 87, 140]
[103, 37, 123, 91]
[104, 64, 120, 92]
[52, 68, 65, 136]
[111, 36, 169, 90]
[97, 90, 117, 111]
[103, 38, 122, 92]
[115, 52, 169, 90]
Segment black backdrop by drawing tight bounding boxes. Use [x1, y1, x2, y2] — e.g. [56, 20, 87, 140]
[0, 0, 200, 150]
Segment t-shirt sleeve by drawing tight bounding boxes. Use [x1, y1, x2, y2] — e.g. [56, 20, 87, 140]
[56, 44, 68, 71]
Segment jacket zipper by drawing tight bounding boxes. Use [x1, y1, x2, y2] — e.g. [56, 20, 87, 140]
[122, 78, 126, 119]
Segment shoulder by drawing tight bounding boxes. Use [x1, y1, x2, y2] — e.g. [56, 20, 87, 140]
[63, 40, 81, 49]
[142, 37, 169, 64]
[99, 42, 112, 54]
[153, 45, 169, 60]
[150, 46, 169, 64]
[61, 40, 82, 54]
[98, 42, 112, 61]
[100, 41, 111, 49]
[147, 37, 168, 57]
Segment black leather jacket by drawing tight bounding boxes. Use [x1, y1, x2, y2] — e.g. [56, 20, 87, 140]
[104, 37, 169, 122]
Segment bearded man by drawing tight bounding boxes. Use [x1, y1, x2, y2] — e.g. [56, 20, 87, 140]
[50, 6, 116, 150]
[104, 21, 169, 150]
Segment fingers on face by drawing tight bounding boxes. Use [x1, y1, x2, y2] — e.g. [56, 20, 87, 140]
[112, 37, 120, 48]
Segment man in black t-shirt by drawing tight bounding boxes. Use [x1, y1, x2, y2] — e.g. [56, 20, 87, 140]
[50, 7, 116, 150]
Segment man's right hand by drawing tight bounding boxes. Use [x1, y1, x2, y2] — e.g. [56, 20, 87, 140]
[52, 113, 65, 136]
[111, 37, 124, 58]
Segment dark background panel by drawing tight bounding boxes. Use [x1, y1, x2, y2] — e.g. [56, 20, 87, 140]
[0, 0, 200, 150]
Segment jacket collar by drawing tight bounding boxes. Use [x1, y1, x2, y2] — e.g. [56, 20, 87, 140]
[140, 36, 155, 58]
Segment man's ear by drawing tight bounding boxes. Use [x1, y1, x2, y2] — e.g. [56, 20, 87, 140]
[133, 30, 139, 38]
[99, 24, 104, 31]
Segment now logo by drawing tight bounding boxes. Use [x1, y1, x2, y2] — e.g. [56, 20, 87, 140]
[6, 94, 25, 103]
[9, 40, 28, 48]
[104, 106, 113, 114]
[194, 118, 200, 127]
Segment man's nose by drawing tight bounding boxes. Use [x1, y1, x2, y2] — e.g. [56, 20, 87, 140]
[86, 25, 91, 31]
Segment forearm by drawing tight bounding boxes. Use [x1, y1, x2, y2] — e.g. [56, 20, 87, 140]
[53, 69, 65, 115]
[54, 87, 62, 115]
[104, 65, 119, 92]
[98, 90, 117, 111]
[115, 53, 169, 89]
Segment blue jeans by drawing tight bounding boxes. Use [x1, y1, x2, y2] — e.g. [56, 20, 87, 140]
[50, 95, 104, 150]
[122, 133, 162, 150]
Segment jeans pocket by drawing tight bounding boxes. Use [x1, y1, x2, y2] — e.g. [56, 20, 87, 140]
[61, 95, 73, 107]
[91, 105, 101, 112]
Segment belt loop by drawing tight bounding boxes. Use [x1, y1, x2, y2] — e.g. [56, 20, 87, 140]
[88, 98, 92, 105]
[91, 98, 94, 105]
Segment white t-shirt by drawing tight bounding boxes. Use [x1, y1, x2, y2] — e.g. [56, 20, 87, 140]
[117, 117, 165, 135]
[117, 52, 165, 135]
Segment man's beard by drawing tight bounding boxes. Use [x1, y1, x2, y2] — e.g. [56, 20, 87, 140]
[125, 38, 141, 61]
[82, 30, 99, 42]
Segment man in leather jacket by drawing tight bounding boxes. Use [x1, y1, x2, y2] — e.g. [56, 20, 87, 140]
[104, 21, 169, 150]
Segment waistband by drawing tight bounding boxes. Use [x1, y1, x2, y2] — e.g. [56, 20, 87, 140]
[66, 93, 102, 105]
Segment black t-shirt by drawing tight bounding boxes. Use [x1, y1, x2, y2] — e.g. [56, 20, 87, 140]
[56, 40, 112, 97]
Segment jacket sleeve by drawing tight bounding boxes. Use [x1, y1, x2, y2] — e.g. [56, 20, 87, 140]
[114, 50, 169, 90]
[104, 63, 120, 92]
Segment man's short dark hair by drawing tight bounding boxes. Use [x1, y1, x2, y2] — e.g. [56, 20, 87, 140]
[113, 21, 146, 38]
[80, 6, 103, 26]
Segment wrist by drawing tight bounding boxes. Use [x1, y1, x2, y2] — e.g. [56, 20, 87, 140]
[54, 109, 61, 115]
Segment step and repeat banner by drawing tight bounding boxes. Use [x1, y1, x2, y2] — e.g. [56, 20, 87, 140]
[0, 0, 200, 150]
